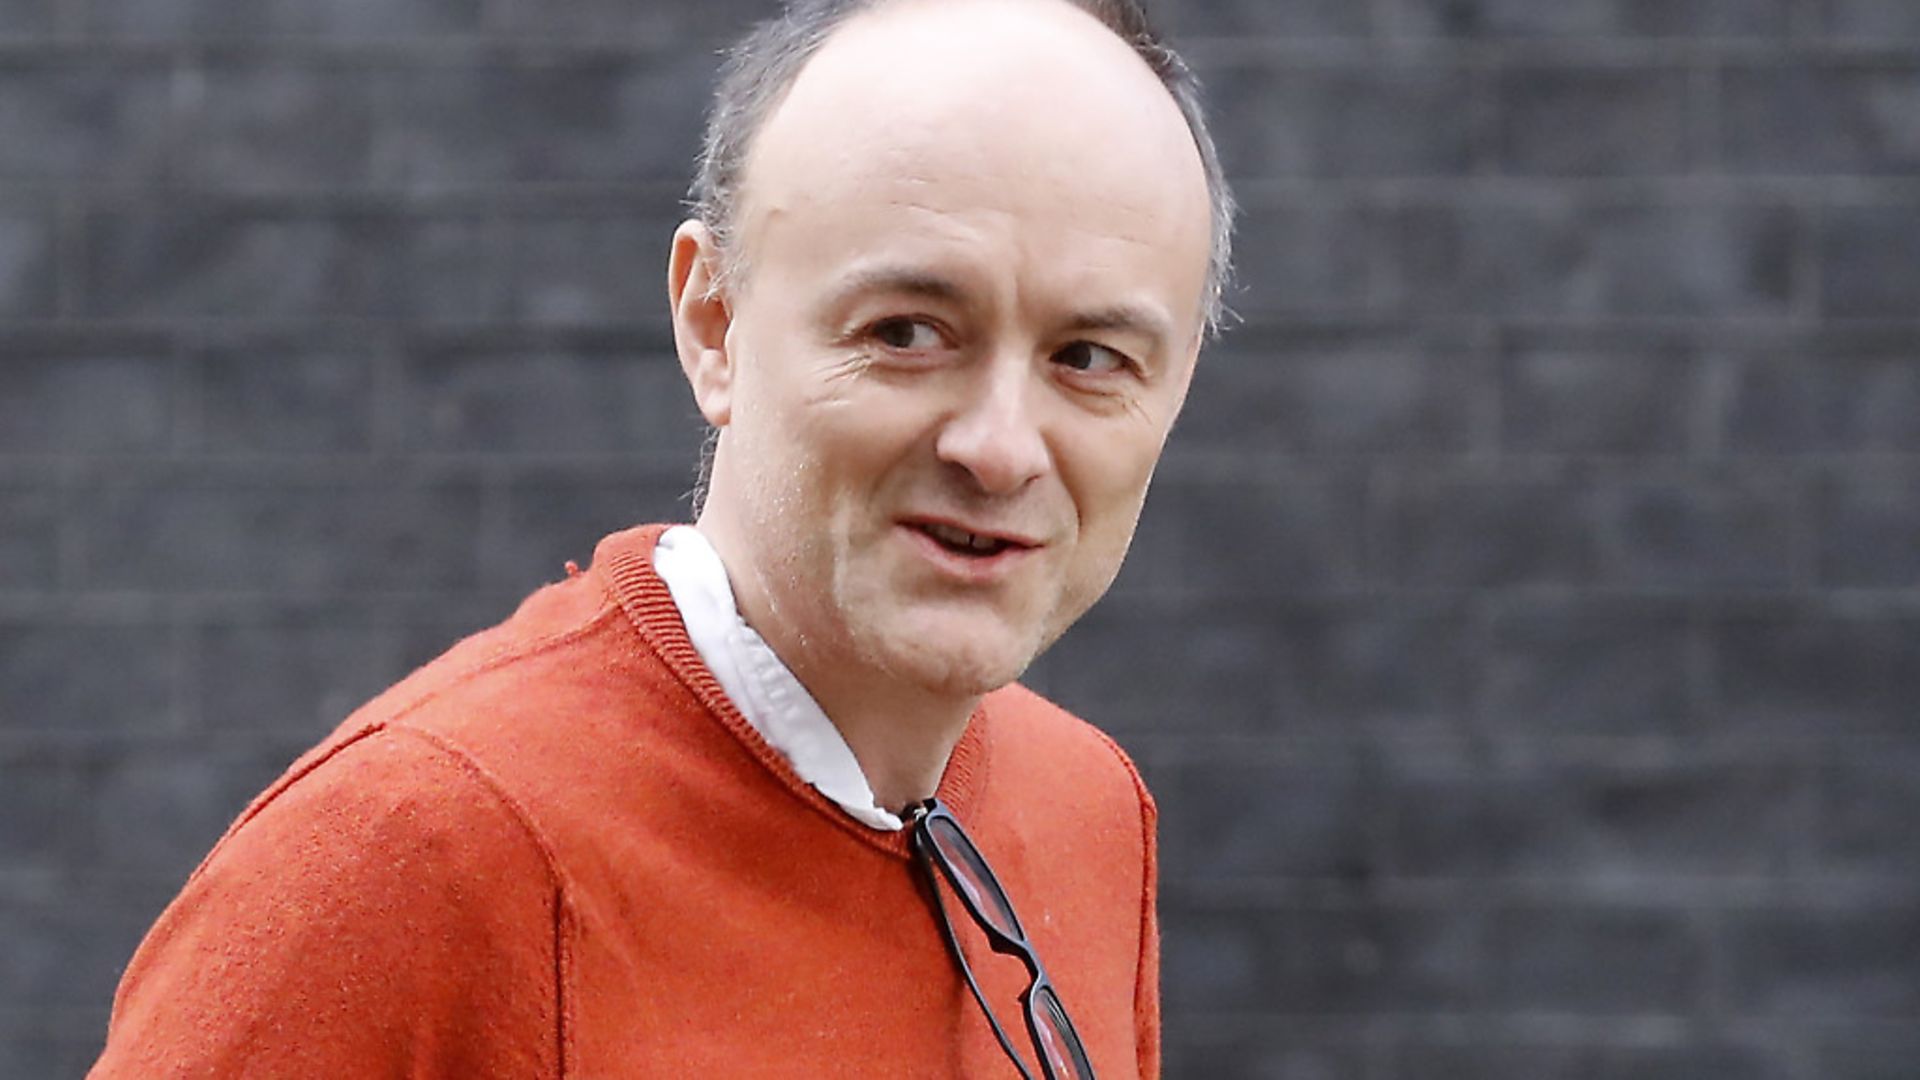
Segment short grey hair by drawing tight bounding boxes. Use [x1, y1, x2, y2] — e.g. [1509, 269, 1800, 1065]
[688, 0, 1236, 337]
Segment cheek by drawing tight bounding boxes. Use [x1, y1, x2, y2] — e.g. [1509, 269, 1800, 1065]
[800, 384, 942, 484]
[1058, 421, 1165, 541]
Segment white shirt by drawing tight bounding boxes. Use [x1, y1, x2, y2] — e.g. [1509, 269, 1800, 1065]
[653, 526, 906, 831]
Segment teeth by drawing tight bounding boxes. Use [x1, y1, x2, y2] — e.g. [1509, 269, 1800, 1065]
[924, 522, 1003, 552]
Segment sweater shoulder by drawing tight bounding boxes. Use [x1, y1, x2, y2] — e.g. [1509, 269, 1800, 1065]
[982, 681, 1156, 823]
[323, 566, 666, 785]
[96, 727, 564, 1077]
[207, 723, 560, 897]
[984, 681, 1148, 780]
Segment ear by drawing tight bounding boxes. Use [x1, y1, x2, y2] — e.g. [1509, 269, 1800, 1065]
[668, 219, 735, 428]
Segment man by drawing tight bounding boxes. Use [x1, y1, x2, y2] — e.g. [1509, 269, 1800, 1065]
[91, 0, 1230, 1075]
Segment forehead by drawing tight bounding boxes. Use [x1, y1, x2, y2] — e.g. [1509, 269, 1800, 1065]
[732, 0, 1211, 322]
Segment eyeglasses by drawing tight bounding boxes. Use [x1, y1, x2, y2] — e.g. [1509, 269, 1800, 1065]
[909, 797, 1098, 1080]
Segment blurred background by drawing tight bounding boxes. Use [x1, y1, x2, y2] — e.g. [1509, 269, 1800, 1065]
[4, 0, 1920, 1076]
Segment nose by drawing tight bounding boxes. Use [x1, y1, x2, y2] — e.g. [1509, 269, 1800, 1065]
[933, 358, 1052, 496]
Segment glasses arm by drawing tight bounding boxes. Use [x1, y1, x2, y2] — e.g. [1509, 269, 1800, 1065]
[913, 832, 1040, 1080]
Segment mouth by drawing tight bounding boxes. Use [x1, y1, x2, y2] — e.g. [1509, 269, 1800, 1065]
[902, 518, 1040, 560]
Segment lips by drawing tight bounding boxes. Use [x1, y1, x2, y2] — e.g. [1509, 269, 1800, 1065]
[919, 521, 1011, 555]
[903, 518, 1040, 559]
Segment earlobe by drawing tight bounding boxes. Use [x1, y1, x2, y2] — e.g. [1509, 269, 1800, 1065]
[668, 220, 734, 428]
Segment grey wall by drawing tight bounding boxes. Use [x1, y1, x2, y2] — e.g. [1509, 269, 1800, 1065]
[3, 0, 1918, 1076]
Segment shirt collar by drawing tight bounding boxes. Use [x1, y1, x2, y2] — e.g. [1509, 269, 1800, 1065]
[652, 525, 905, 831]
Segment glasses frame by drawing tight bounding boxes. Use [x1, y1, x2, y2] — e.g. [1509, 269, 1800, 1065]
[909, 797, 1098, 1080]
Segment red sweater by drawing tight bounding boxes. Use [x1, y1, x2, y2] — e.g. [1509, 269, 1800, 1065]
[92, 524, 1160, 1078]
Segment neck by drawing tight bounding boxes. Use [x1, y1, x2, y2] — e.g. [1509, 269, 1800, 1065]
[693, 517, 974, 815]
[787, 656, 977, 815]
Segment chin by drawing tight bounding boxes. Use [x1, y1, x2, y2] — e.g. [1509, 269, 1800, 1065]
[861, 612, 1043, 700]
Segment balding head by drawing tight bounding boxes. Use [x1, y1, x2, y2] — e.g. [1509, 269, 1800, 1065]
[690, 0, 1234, 336]
[738, 0, 1211, 343]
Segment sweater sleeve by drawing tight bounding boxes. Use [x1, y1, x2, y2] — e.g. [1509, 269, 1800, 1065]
[89, 726, 565, 1079]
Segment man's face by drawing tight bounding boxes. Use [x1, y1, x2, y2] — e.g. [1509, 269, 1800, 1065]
[680, 0, 1212, 702]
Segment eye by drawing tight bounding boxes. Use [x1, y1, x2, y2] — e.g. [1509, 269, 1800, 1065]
[1053, 341, 1133, 375]
[870, 317, 944, 351]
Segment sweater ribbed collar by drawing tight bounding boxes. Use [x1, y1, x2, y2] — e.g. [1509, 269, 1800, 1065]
[593, 523, 990, 857]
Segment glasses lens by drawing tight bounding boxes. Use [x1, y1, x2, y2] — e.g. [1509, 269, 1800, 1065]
[928, 815, 1022, 938]
[1031, 984, 1095, 1080]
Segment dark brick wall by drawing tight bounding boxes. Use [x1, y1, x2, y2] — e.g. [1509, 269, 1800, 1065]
[2, 1, 1917, 1076]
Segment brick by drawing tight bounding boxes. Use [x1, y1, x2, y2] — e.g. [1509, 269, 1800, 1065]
[1045, 596, 1287, 735]
[1157, 750, 1373, 881]
[80, 741, 298, 875]
[1164, 1037, 1365, 1080]
[403, 336, 700, 455]
[176, 61, 377, 189]
[75, 469, 486, 594]
[1383, 200, 1796, 320]
[1724, 906, 1920, 1017]
[1483, 600, 1694, 734]
[1594, 470, 1798, 590]
[1287, 904, 1483, 1014]
[1722, 64, 1920, 176]
[191, 614, 393, 736]
[1816, 1031, 1920, 1080]
[1817, 743, 1920, 877]
[1715, 606, 1920, 731]
[491, 468, 693, 595]
[1396, 1041, 1790, 1080]
[0, 750, 75, 870]
[488, 0, 765, 41]
[1493, 64, 1694, 176]
[1053, 595, 1471, 736]
[0, 348, 173, 454]
[0, 60, 171, 182]
[1158, 0, 1373, 37]
[1161, 904, 1272, 1013]
[1814, 465, 1920, 588]
[192, 338, 376, 454]
[1136, 469, 1368, 596]
[391, 600, 520, 674]
[1384, 746, 1806, 883]
[1392, 0, 1790, 37]
[1719, 347, 1920, 454]
[0, 0, 55, 34]
[0, 896, 150, 1008]
[0, 204, 55, 319]
[1176, 326, 1476, 457]
[0, 1028, 102, 1080]
[404, 216, 517, 323]
[81, 207, 509, 322]
[1226, 200, 1379, 316]
[0, 622, 176, 735]
[1276, 599, 1472, 729]
[1486, 905, 1704, 1013]
[1208, 62, 1474, 179]
[376, 55, 712, 187]
[0, 486, 59, 589]
[510, 211, 684, 325]
[87, 0, 483, 36]
[1819, 205, 1920, 320]
[1815, 0, 1920, 37]
[1500, 346, 1696, 454]
[1377, 464, 1599, 589]
[1164, 901, 1482, 1014]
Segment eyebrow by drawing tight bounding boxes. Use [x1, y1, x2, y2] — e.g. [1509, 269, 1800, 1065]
[823, 265, 970, 311]
[1061, 303, 1174, 358]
